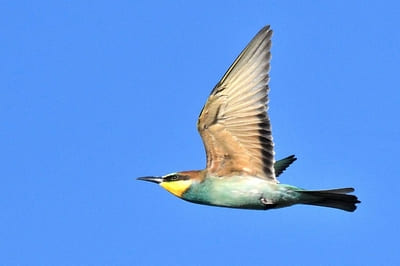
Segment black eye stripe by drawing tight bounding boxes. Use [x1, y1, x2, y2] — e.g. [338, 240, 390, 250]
[164, 174, 178, 182]
[164, 174, 190, 182]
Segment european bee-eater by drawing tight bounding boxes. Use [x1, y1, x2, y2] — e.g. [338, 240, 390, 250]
[138, 25, 360, 212]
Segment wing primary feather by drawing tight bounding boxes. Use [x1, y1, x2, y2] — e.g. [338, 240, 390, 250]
[274, 155, 297, 177]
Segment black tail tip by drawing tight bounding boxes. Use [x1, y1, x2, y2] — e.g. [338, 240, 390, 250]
[301, 188, 360, 212]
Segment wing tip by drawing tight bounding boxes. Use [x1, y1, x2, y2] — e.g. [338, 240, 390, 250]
[257, 25, 273, 39]
[274, 154, 297, 177]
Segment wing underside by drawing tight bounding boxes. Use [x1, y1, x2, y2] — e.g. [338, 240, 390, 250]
[197, 26, 276, 182]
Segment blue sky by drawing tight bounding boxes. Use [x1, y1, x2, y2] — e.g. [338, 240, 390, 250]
[1, 1, 399, 265]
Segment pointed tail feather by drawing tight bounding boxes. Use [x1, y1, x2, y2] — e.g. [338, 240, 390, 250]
[299, 188, 360, 212]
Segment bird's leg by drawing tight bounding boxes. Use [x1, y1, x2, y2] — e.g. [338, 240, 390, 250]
[260, 196, 277, 209]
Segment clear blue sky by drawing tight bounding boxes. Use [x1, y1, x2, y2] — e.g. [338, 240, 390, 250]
[1, 1, 399, 265]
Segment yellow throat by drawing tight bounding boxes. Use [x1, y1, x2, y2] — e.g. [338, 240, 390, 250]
[160, 180, 192, 197]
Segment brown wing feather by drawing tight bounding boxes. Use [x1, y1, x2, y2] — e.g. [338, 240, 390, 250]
[197, 26, 276, 182]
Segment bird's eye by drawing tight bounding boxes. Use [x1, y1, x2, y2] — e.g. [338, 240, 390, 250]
[165, 174, 179, 181]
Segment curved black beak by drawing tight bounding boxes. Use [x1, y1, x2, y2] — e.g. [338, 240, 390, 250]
[137, 176, 163, 184]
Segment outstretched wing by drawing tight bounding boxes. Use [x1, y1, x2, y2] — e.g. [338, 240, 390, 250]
[197, 26, 276, 182]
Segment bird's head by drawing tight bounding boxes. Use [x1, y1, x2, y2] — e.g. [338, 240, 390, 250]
[137, 171, 202, 198]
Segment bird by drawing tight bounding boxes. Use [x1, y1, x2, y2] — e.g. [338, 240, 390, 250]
[137, 25, 360, 212]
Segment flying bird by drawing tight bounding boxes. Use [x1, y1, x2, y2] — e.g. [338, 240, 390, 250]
[138, 25, 360, 212]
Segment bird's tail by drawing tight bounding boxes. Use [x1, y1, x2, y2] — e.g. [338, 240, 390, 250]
[299, 188, 360, 212]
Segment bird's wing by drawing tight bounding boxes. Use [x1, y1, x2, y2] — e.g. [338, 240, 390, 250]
[274, 155, 297, 177]
[197, 26, 276, 182]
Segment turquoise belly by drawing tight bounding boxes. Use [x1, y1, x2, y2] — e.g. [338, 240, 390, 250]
[182, 176, 301, 210]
